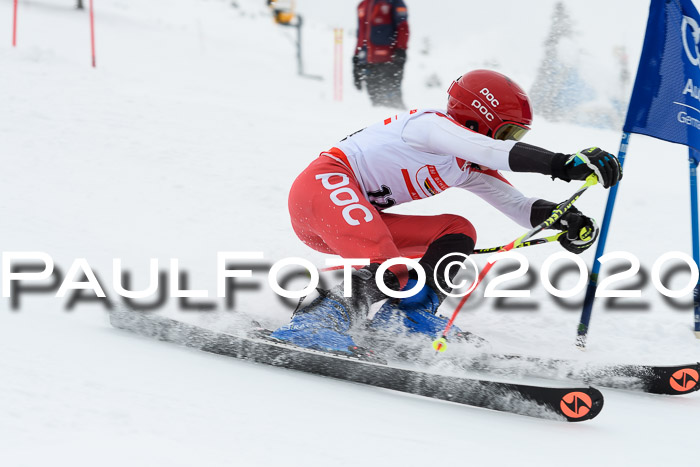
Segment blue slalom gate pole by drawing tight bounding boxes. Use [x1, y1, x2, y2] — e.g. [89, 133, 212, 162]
[689, 150, 700, 338]
[575, 132, 631, 349]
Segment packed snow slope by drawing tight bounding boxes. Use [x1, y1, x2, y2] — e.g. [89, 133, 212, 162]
[1, 0, 699, 466]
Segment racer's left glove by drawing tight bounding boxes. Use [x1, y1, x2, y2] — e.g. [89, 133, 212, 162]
[531, 201, 599, 254]
[556, 208, 599, 254]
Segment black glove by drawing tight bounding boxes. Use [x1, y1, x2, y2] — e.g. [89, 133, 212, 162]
[392, 48, 407, 66]
[352, 55, 364, 90]
[555, 207, 599, 254]
[552, 147, 622, 189]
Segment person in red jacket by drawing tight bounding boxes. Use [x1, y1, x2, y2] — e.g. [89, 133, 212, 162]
[353, 0, 409, 108]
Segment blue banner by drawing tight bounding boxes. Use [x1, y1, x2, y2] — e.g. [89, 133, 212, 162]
[624, 0, 700, 152]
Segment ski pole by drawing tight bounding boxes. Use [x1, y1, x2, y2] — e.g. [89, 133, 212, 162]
[433, 174, 599, 353]
[473, 232, 565, 254]
[319, 232, 567, 273]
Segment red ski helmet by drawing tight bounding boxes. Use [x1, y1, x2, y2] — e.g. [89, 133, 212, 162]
[447, 70, 533, 141]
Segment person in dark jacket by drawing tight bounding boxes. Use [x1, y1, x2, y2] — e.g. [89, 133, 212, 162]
[353, 0, 409, 108]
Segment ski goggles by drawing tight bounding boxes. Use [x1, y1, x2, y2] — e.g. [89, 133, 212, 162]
[493, 122, 530, 141]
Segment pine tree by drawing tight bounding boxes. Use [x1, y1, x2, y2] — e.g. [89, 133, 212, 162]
[530, 2, 574, 121]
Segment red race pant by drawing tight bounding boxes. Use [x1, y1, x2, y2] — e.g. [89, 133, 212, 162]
[288, 154, 477, 288]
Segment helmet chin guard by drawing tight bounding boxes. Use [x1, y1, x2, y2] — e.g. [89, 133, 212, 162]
[447, 70, 533, 141]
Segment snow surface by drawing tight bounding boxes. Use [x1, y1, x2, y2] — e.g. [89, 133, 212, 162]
[1, 0, 699, 466]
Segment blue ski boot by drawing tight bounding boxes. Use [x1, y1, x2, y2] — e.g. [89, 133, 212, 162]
[269, 291, 357, 353]
[366, 278, 494, 346]
[269, 265, 399, 359]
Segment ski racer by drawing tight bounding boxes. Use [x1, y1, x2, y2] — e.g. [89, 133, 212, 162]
[271, 69, 622, 355]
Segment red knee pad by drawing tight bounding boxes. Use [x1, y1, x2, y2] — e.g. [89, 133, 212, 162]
[432, 214, 477, 245]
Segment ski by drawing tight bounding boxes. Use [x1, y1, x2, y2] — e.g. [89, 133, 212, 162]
[452, 351, 700, 396]
[356, 332, 699, 395]
[108, 308, 604, 422]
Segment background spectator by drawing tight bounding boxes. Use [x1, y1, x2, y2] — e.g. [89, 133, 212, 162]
[353, 0, 409, 108]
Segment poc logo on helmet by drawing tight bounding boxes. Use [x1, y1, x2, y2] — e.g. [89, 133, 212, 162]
[480, 87, 500, 107]
[471, 99, 495, 122]
[315, 173, 374, 226]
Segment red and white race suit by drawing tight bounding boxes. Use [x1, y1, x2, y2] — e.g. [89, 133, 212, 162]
[288, 109, 538, 286]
